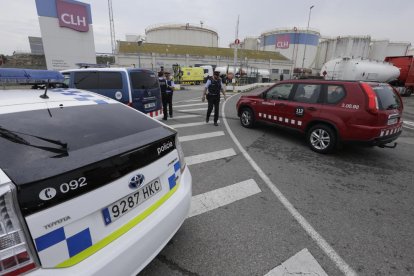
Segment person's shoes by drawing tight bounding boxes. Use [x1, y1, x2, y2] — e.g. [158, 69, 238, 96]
[206, 118, 209, 123]
[214, 122, 218, 126]
[169, 115, 173, 118]
[162, 117, 167, 121]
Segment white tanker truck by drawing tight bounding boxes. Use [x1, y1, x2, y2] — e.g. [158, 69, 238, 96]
[320, 57, 400, 83]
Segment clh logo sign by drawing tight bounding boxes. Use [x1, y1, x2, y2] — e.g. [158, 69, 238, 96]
[276, 34, 290, 49]
[56, 0, 89, 32]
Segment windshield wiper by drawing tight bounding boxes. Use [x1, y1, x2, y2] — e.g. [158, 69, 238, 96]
[0, 126, 68, 157]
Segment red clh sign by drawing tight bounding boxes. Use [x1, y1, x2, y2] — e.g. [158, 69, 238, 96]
[56, 0, 89, 32]
[276, 34, 290, 49]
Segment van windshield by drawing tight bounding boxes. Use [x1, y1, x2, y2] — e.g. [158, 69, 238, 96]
[130, 71, 158, 89]
[370, 84, 402, 110]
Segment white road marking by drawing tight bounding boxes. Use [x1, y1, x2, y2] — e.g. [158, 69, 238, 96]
[189, 179, 261, 218]
[404, 120, 414, 127]
[169, 120, 220, 129]
[179, 131, 225, 142]
[178, 108, 208, 112]
[265, 248, 328, 276]
[170, 114, 201, 119]
[174, 103, 208, 108]
[222, 95, 357, 276]
[403, 120, 414, 130]
[185, 148, 236, 165]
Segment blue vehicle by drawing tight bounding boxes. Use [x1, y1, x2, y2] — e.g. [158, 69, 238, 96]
[62, 68, 163, 118]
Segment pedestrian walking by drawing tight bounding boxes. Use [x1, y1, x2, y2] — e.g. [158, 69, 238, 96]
[158, 71, 168, 120]
[202, 71, 226, 126]
[165, 72, 175, 118]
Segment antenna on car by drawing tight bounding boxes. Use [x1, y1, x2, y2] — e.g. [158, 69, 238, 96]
[39, 80, 50, 99]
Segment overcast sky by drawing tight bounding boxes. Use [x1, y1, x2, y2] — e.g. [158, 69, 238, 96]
[1, 0, 413, 55]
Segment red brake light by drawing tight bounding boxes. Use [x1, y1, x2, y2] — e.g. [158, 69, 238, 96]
[360, 82, 379, 114]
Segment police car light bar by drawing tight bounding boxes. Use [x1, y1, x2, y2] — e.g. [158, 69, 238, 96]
[0, 68, 64, 84]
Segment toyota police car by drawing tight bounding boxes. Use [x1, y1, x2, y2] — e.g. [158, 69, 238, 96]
[0, 69, 192, 275]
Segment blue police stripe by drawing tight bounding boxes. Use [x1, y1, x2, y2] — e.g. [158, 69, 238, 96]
[94, 100, 109, 105]
[102, 208, 112, 225]
[74, 97, 90, 101]
[35, 227, 66, 252]
[174, 161, 180, 172]
[168, 175, 176, 190]
[66, 228, 92, 257]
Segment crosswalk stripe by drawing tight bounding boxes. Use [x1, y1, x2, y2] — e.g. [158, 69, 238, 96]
[170, 114, 201, 119]
[174, 103, 207, 108]
[189, 179, 261, 218]
[185, 148, 236, 165]
[169, 120, 219, 129]
[179, 131, 225, 142]
[178, 108, 207, 112]
[265, 248, 328, 276]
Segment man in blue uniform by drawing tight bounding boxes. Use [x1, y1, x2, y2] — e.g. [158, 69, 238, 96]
[202, 71, 226, 126]
[165, 72, 175, 118]
[158, 71, 168, 120]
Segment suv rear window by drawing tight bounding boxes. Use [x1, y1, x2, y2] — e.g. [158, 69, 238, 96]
[130, 71, 158, 89]
[370, 84, 402, 110]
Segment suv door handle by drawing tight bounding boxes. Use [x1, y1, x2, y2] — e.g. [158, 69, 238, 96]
[276, 103, 286, 106]
[307, 107, 317, 111]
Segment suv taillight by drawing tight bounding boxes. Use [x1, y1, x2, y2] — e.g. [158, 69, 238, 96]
[361, 82, 379, 114]
[0, 183, 37, 275]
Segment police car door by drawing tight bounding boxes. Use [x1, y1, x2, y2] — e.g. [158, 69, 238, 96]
[260, 83, 294, 124]
[284, 83, 322, 130]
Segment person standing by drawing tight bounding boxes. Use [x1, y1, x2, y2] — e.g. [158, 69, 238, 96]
[158, 71, 168, 120]
[202, 71, 226, 126]
[165, 72, 175, 118]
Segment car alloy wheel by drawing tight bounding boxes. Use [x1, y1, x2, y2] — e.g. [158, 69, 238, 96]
[307, 124, 336, 153]
[310, 129, 330, 150]
[240, 108, 254, 128]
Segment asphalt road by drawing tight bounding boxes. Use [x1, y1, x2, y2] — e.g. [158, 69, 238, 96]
[140, 86, 414, 276]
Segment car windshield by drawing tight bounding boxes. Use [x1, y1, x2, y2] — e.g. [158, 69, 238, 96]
[370, 84, 402, 110]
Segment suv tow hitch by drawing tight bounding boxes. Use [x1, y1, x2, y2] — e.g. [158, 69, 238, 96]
[378, 142, 397, 149]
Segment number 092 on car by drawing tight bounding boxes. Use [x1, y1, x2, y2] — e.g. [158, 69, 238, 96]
[102, 178, 162, 225]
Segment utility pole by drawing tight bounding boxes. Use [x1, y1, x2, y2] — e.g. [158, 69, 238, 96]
[234, 15, 239, 74]
[108, 0, 116, 54]
[301, 5, 314, 72]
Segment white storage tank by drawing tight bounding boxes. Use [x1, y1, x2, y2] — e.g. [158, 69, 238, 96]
[259, 27, 320, 69]
[385, 42, 411, 57]
[369, 40, 389, 61]
[145, 23, 218, 47]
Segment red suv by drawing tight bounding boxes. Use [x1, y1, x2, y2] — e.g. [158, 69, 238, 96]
[236, 80, 403, 153]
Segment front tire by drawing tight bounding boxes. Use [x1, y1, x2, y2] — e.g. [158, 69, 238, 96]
[240, 108, 255, 128]
[307, 124, 336, 154]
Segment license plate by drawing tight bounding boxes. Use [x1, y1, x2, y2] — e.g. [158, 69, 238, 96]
[387, 118, 398, 125]
[102, 178, 162, 225]
[144, 102, 156, 109]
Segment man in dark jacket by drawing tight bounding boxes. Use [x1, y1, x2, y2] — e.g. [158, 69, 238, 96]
[202, 71, 226, 126]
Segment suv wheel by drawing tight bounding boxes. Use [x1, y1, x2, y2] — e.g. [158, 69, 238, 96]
[240, 108, 255, 128]
[307, 124, 336, 154]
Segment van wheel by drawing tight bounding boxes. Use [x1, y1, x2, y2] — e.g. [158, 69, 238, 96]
[307, 124, 336, 154]
[240, 108, 255, 128]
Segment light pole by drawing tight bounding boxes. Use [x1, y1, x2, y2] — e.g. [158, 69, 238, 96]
[137, 38, 144, 68]
[301, 5, 314, 72]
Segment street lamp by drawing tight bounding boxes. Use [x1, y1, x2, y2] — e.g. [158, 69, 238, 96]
[301, 5, 314, 72]
[137, 37, 145, 68]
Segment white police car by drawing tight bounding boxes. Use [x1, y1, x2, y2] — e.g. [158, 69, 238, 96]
[0, 69, 192, 275]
